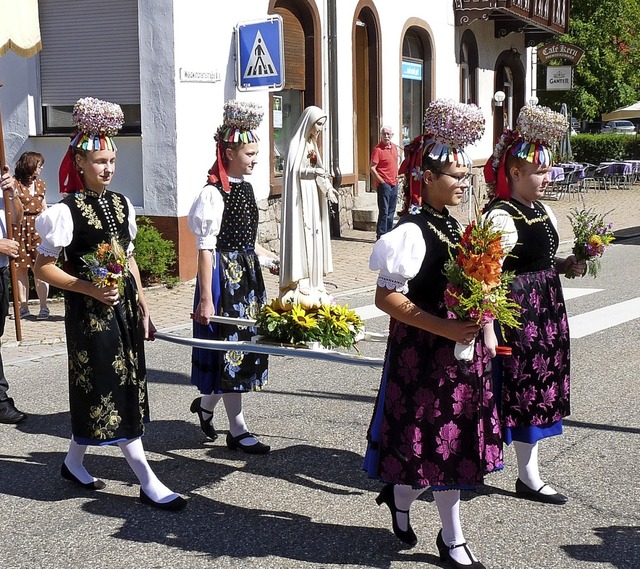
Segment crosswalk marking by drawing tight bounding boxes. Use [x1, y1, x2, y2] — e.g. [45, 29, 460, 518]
[563, 287, 602, 300]
[353, 289, 640, 340]
[568, 298, 640, 339]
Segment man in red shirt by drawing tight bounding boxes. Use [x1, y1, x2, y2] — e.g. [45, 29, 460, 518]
[370, 126, 400, 240]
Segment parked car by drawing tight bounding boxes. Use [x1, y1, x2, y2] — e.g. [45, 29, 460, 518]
[600, 120, 637, 135]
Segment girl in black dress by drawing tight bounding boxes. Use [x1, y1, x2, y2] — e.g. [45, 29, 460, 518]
[483, 104, 586, 505]
[189, 100, 278, 454]
[35, 97, 186, 510]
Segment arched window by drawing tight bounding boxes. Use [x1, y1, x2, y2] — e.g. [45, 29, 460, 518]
[401, 27, 432, 146]
[460, 30, 478, 105]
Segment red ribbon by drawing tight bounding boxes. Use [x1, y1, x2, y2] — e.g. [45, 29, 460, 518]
[206, 142, 230, 193]
[58, 146, 84, 194]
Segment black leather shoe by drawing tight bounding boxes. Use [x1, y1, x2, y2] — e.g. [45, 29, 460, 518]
[0, 398, 27, 424]
[436, 529, 486, 569]
[226, 431, 270, 454]
[140, 489, 187, 511]
[61, 462, 106, 490]
[375, 483, 418, 547]
[190, 397, 218, 441]
[515, 478, 568, 505]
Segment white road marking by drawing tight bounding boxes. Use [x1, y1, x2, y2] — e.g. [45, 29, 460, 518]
[354, 288, 602, 323]
[354, 304, 386, 321]
[354, 289, 640, 339]
[563, 287, 602, 300]
[569, 298, 640, 339]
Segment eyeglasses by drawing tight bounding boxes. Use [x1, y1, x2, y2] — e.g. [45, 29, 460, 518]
[440, 172, 472, 186]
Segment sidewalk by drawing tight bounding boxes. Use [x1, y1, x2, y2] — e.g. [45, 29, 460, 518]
[3, 185, 639, 360]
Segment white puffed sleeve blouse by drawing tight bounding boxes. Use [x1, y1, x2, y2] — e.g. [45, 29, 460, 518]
[369, 223, 427, 294]
[35, 195, 138, 259]
[188, 185, 224, 256]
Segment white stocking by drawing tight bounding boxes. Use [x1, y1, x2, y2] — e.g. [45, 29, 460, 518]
[118, 437, 177, 503]
[513, 441, 556, 495]
[64, 437, 98, 484]
[222, 393, 258, 445]
[434, 489, 478, 565]
[392, 484, 426, 532]
[199, 393, 221, 421]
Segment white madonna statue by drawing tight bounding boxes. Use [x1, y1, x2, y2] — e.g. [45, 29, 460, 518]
[279, 106, 338, 309]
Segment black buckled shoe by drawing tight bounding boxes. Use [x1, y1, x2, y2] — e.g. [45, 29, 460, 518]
[190, 397, 218, 441]
[375, 483, 418, 547]
[436, 529, 486, 569]
[0, 398, 27, 424]
[140, 489, 187, 511]
[61, 462, 106, 490]
[515, 478, 568, 505]
[226, 431, 270, 454]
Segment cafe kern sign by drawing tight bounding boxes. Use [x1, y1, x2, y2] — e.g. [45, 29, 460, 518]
[538, 41, 585, 65]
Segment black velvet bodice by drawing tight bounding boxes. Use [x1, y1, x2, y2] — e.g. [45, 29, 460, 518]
[213, 181, 258, 251]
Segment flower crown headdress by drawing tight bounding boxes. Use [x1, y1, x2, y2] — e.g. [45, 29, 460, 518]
[400, 99, 485, 213]
[208, 99, 264, 192]
[484, 104, 568, 199]
[59, 97, 124, 193]
[70, 97, 124, 152]
[215, 99, 264, 144]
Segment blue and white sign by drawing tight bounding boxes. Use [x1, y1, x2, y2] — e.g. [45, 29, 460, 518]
[402, 60, 422, 81]
[236, 16, 284, 92]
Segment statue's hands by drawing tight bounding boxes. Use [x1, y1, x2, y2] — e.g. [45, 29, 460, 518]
[327, 187, 339, 204]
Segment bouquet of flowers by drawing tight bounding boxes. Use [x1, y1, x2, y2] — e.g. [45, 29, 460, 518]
[566, 207, 615, 278]
[443, 217, 521, 360]
[81, 236, 129, 294]
[256, 300, 364, 350]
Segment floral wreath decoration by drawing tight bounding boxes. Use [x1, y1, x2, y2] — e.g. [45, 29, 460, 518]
[70, 97, 124, 152]
[484, 104, 568, 200]
[400, 99, 485, 214]
[59, 97, 124, 194]
[215, 99, 264, 144]
[208, 99, 264, 193]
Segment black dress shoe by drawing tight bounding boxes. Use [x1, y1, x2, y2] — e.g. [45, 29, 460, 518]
[190, 397, 218, 441]
[140, 489, 187, 511]
[436, 529, 486, 569]
[226, 431, 270, 454]
[515, 478, 568, 505]
[0, 398, 27, 424]
[375, 483, 418, 547]
[61, 462, 106, 490]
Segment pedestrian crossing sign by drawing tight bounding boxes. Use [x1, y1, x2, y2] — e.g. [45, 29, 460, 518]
[235, 16, 284, 92]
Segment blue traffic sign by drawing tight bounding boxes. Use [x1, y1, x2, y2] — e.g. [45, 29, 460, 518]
[235, 16, 284, 92]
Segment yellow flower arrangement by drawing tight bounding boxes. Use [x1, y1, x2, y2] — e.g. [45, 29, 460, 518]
[256, 300, 364, 350]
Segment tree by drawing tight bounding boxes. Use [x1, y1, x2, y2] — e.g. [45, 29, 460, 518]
[538, 0, 640, 122]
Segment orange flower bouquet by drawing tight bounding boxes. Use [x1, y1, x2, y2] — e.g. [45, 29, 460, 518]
[443, 217, 521, 360]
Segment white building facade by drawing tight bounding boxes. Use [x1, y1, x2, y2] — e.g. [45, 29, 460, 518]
[0, 0, 568, 279]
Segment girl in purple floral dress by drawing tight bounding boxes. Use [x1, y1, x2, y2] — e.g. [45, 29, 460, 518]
[483, 105, 585, 506]
[364, 100, 502, 569]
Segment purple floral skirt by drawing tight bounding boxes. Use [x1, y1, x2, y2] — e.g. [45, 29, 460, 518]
[498, 268, 570, 430]
[364, 318, 503, 489]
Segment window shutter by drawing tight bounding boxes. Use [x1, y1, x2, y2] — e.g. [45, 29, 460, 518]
[39, 0, 140, 106]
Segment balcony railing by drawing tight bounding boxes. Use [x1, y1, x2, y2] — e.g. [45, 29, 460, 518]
[454, 0, 569, 39]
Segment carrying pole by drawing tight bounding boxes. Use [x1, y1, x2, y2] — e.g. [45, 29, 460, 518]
[0, 89, 23, 342]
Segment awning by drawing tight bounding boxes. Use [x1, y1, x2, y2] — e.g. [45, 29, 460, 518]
[0, 0, 42, 58]
[602, 102, 640, 121]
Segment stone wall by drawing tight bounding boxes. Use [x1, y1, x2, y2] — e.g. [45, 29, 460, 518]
[257, 182, 356, 254]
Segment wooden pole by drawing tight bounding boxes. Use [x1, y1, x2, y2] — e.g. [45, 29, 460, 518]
[0, 90, 23, 342]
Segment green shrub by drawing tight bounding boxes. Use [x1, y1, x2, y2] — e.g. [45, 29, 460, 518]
[570, 134, 639, 164]
[133, 216, 177, 287]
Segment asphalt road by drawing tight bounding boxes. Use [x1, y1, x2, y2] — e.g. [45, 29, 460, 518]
[1, 237, 639, 569]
